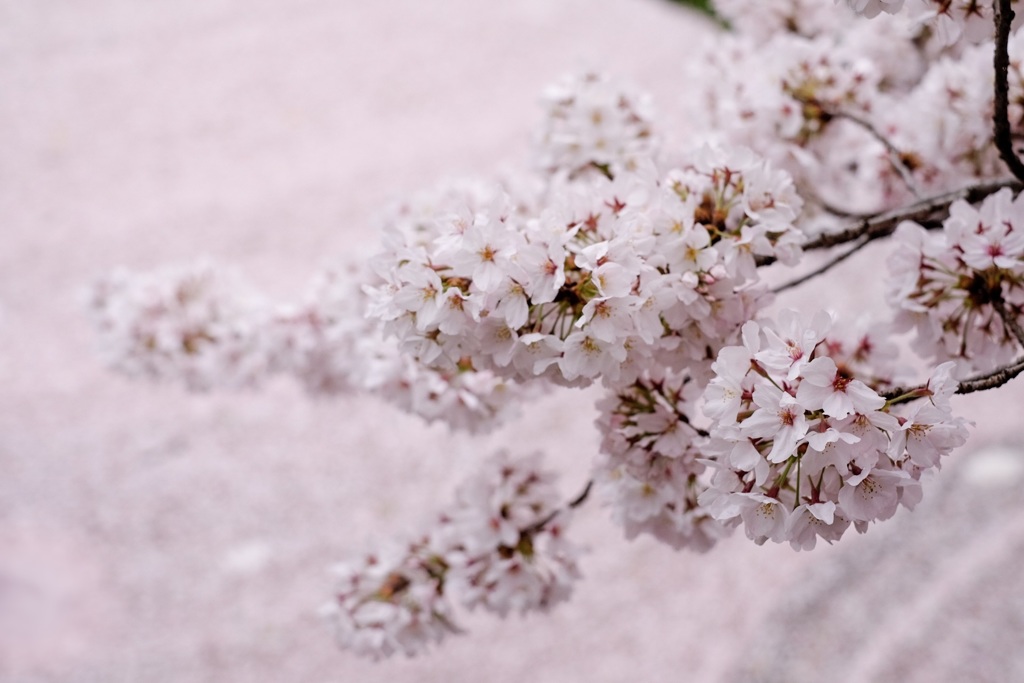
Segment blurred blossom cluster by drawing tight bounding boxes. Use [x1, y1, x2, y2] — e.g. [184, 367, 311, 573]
[87, 259, 528, 433]
[85, 0, 1024, 659]
[322, 451, 580, 659]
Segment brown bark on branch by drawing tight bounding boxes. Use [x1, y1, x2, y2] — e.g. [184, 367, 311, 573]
[883, 355, 1024, 400]
[955, 356, 1024, 395]
[994, 0, 1024, 183]
[803, 178, 1022, 250]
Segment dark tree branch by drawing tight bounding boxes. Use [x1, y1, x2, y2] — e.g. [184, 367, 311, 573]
[806, 178, 1019, 248]
[883, 355, 1024, 400]
[567, 480, 593, 508]
[993, 297, 1024, 349]
[817, 200, 875, 221]
[756, 178, 1020, 267]
[955, 356, 1024, 394]
[994, 0, 1024, 182]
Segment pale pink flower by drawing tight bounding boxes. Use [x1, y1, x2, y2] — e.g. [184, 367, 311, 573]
[795, 356, 886, 419]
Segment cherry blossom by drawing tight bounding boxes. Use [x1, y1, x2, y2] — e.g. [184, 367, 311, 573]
[86, 259, 530, 433]
[324, 450, 582, 658]
[888, 187, 1024, 375]
[700, 312, 970, 550]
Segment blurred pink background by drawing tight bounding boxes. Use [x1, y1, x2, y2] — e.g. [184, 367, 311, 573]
[3, 1, 1024, 681]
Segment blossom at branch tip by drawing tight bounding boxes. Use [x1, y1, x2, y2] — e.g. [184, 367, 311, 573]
[86, 258, 531, 433]
[324, 451, 582, 658]
[887, 187, 1024, 375]
[699, 312, 969, 550]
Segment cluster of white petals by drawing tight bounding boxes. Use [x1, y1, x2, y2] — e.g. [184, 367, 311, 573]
[689, 13, 922, 224]
[367, 141, 804, 390]
[593, 368, 726, 550]
[86, 260, 527, 433]
[699, 311, 970, 550]
[888, 187, 1024, 374]
[535, 71, 657, 178]
[324, 535, 457, 660]
[688, 2, 1024, 229]
[323, 450, 581, 658]
[839, 0, 906, 19]
[714, 0, 846, 41]
[85, 260, 272, 391]
[839, 0, 999, 45]
[872, 33, 1024, 200]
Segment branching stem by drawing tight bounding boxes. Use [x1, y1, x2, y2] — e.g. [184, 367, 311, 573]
[802, 178, 1021, 251]
[883, 355, 1024, 400]
[955, 356, 1024, 395]
[993, 297, 1024, 349]
[526, 480, 593, 535]
[994, 0, 1024, 182]
[831, 109, 923, 199]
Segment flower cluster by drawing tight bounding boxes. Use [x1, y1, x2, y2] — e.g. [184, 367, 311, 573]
[85, 260, 272, 391]
[841, 0, 998, 44]
[534, 71, 657, 178]
[273, 264, 529, 433]
[699, 311, 970, 550]
[713, 0, 846, 42]
[367, 143, 804, 390]
[688, 13, 921, 223]
[888, 187, 1024, 375]
[86, 260, 527, 433]
[323, 535, 456, 660]
[691, 1, 1024, 225]
[873, 33, 1024, 199]
[593, 368, 726, 551]
[323, 450, 581, 659]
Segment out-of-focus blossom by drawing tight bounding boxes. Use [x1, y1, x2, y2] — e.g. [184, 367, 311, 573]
[324, 450, 581, 659]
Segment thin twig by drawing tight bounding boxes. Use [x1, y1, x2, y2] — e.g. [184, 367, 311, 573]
[526, 480, 592, 534]
[798, 182, 876, 219]
[831, 109, 923, 199]
[994, 297, 1024, 349]
[772, 235, 869, 293]
[567, 480, 592, 508]
[994, 0, 1024, 182]
[817, 200, 875, 221]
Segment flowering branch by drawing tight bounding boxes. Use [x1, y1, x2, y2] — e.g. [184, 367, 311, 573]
[994, 0, 1024, 182]
[324, 451, 583, 659]
[802, 178, 1022, 251]
[882, 355, 1024, 400]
